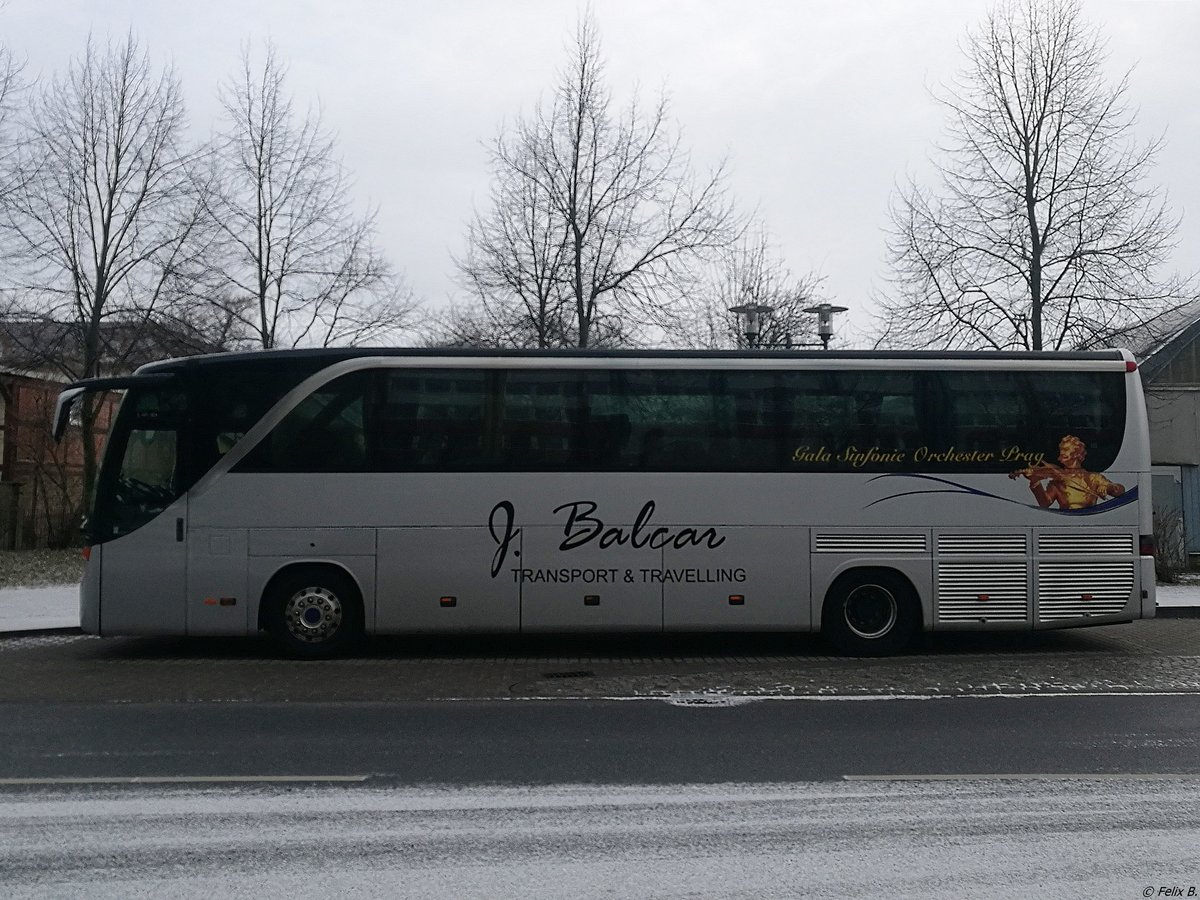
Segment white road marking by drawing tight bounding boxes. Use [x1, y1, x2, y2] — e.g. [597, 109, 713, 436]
[458, 690, 1200, 703]
[844, 773, 1200, 781]
[0, 775, 370, 785]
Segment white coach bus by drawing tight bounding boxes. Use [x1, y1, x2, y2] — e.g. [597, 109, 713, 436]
[55, 348, 1155, 657]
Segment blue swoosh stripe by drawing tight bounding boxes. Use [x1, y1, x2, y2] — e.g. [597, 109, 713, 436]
[866, 473, 1138, 516]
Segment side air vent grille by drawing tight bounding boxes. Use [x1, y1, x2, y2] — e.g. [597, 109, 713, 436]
[1037, 561, 1134, 621]
[814, 534, 928, 554]
[1038, 533, 1134, 556]
[937, 534, 1028, 556]
[936, 563, 1028, 622]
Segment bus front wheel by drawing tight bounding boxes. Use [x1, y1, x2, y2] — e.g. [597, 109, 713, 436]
[263, 567, 364, 659]
[821, 570, 919, 657]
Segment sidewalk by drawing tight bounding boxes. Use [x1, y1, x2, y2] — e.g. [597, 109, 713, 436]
[0, 585, 80, 633]
[0, 581, 1197, 635]
[1151, 582, 1200, 614]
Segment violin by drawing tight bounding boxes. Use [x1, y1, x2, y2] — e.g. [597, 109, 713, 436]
[1008, 462, 1061, 481]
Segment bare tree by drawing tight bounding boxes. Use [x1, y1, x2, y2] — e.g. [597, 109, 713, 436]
[458, 145, 573, 349]
[423, 300, 565, 350]
[0, 35, 211, 499]
[204, 43, 414, 349]
[424, 295, 630, 350]
[0, 44, 24, 208]
[459, 15, 742, 349]
[880, 0, 1187, 351]
[671, 226, 824, 350]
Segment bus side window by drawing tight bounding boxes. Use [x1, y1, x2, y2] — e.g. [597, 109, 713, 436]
[497, 371, 583, 470]
[236, 373, 368, 472]
[372, 369, 489, 471]
[877, 393, 917, 451]
[943, 371, 1029, 456]
[281, 390, 365, 470]
[613, 370, 727, 471]
[584, 413, 632, 467]
[791, 394, 854, 459]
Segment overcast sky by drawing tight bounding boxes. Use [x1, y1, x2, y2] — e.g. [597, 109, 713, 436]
[4, 0, 1198, 344]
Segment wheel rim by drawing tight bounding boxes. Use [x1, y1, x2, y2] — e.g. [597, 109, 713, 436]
[843, 583, 898, 640]
[283, 586, 344, 644]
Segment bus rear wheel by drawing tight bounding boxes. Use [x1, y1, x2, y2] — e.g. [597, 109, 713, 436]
[264, 568, 363, 659]
[821, 570, 919, 657]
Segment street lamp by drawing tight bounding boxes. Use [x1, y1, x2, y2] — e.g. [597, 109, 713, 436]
[728, 300, 849, 350]
[802, 303, 849, 350]
[728, 302, 774, 348]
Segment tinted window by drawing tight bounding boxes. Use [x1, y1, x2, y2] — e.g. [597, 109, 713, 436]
[497, 371, 585, 469]
[92, 387, 189, 539]
[590, 370, 729, 470]
[230, 365, 1127, 474]
[188, 359, 333, 481]
[372, 369, 490, 470]
[238, 371, 370, 472]
[785, 371, 922, 471]
[937, 370, 1124, 472]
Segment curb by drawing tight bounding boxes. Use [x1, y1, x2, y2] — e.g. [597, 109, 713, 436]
[1156, 607, 1200, 619]
[0, 626, 83, 638]
[1, 612, 1197, 634]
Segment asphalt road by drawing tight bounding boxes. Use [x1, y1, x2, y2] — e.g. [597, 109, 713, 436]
[3, 620, 1200, 898]
[0, 694, 1198, 782]
[1, 619, 1198, 783]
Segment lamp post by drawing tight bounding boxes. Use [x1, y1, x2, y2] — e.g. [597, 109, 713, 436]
[728, 302, 774, 348]
[729, 300, 849, 349]
[802, 303, 849, 350]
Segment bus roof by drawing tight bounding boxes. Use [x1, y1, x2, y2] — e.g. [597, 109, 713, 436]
[132, 346, 1133, 375]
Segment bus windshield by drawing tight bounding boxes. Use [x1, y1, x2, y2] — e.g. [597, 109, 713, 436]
[90, 386, 188, 541]
[86, 357, 335, 541]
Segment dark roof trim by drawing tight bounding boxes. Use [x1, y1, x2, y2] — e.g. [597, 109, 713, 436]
[136, 346, 1129, 374]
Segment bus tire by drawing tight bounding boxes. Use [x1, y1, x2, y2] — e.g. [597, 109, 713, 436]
[262, 566, 364, 659]
[821, 569, 919, 657]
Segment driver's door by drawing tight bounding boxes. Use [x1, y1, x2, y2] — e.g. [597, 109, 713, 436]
[92, 386, 189, 635]
[99, 496, 187, 634]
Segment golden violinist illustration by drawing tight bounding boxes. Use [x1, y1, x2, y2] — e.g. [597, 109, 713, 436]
[1009, 434, 1124, 510]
